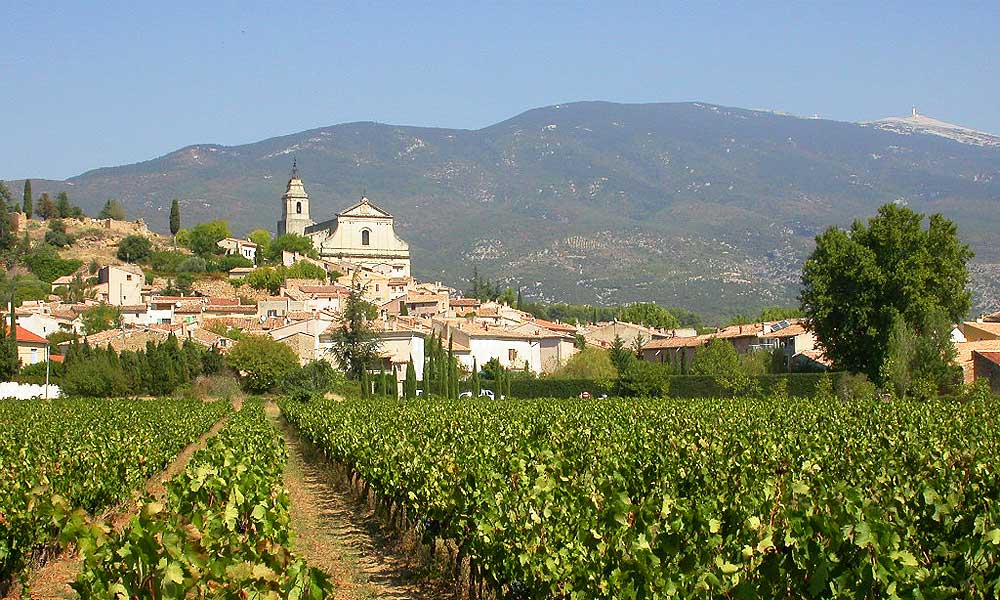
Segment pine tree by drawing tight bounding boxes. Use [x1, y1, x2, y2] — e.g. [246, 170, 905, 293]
[22, 180, 32, 219]
[169, 199, 180, 250]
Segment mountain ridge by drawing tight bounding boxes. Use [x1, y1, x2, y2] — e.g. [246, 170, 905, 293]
[12, 101, 1000, 319]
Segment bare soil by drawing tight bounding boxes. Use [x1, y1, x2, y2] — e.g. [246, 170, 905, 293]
[267, 403, 454, 600]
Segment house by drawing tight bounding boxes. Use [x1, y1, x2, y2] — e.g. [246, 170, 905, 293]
[433, 319, 543, 374]
[954, 340, 1000, 383]
[57, 326, 173, 355]
[756, 321, 818, 371]
[269, 318, 335, 364]
[229, 266, 256, 280]
[95, 265, 144, 306]
[402, 290, 449, 317]
[972, 351, 1000, 393]
[585, 321, 675, 349]
[958, 321, 1000, 342]
[509, 321, 579, 373]
[217, 237, 258, 262]
[450, 298, 481, 317]
[639, 335, 709, 373]
[1, 325, 50, 367]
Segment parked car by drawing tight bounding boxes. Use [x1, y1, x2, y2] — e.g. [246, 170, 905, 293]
[459, 390, 497, 400]
[578, 391, 592, 399]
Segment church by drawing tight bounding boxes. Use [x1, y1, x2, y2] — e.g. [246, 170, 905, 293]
[277, 162, 411, 277]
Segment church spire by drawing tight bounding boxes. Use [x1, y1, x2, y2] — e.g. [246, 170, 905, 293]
[291, 157, 299, 178]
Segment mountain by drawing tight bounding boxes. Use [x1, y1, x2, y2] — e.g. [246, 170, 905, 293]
[865, 109, 1000, 148]
[15, 101, 1000, 319]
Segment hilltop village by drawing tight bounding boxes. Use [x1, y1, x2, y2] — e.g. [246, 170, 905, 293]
[4, 167, 1000, 394]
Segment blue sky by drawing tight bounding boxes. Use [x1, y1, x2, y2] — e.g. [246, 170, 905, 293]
[2, 1, 997, 180]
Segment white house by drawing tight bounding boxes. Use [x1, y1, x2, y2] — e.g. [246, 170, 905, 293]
[95, 265, 144, 306]
[217, 237, 258, 263]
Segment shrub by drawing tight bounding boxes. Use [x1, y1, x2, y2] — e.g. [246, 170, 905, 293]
[177, 256, 208, 273]
[547, 347, 617, 380]
[281, 360, 344, 396]
[616, 360, 673, 397]
[23, 244, 82, 282]
[116, 235, 153, 262]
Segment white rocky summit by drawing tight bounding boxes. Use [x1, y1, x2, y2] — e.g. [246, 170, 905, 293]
[864, 108, 1000, 147]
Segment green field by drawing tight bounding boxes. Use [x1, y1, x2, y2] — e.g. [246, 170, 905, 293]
[281, 396, 1000, 599]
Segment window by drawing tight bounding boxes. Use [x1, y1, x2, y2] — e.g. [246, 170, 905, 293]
[508, 349, 517, 362]
[31, 348, 38, 364]
[296, 201, 302, 214]
[126, 274, 132, 281]
[361, 229, 370, 246]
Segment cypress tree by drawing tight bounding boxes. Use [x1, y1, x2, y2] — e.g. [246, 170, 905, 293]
[169, 199, 180, 250]
[472, 358, 481, 398]
[22, 180, 32, 219]
[360, 365, 370, 399]
[0, 197, 13, 253]
[404, 360, 416, 398]
[378, 363, 386, 397]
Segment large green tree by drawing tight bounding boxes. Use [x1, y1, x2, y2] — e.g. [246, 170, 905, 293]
[800, 204, 972, 384]
[189, 220, 231, 255]
[226, 335, 300, 393]
[617, 303, 679, 329]
[22, 180, 32, 219]
[117, 235, 153, 262]
[267, 233, 316, 260]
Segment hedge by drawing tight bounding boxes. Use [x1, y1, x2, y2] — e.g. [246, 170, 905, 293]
[511, 373, 848, 399]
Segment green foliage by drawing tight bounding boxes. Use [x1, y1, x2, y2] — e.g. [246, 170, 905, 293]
[44, 218, 74, 247]
[0, 308, 19, 380]
[177, 255, 208, 273]
[23, 243, 82, 282]
[330, 275, 380, 380]
[547, 347, 617, 380]
[81, 302, 121, 334]
[148, 250, 186, 273]
[174, 228, 192, 249]
[268, 233, 316, 260]
[758, 306, 804, 322]
[169, 198, 180, 238]
[55, 191, 82, 218]
[116, 234, 153, 262]
[880, 307, 962, 399]
[615, 360, 673, 397]
[98, 198, 126, 220]
[281, 394, 1000, 598]
[247, 229, 272, 264]
[226, 335, 300, 393]
[617, 302, 680, 329]
[281, 360, 344, 397]
[404, 360, 417, 399]
[189, 220, 231, 255]
[22, 179, 32, 218]
[0, 195, 14, 254]
[690, 338, 741, 377]
[209, 253, 253, 272]
[801, 203, 973, 384]
[0, 398, 228, 581]
[36, 193, 58, 219]
[71, 402, 330, 597]
[240, 261, 327, 294]
[608, 335, 634, 373]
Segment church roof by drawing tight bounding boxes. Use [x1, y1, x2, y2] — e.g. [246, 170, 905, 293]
[337, 196, 393, 219]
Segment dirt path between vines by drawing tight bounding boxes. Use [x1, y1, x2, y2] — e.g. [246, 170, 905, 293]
[267, 403, 453, 600]
[8, 400, 239, 600]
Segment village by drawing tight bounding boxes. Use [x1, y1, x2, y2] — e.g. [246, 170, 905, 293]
[5, 165, 1000, 395]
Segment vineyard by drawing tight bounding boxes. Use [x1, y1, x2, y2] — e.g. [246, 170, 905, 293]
[71, 400, 330, 598]
[0, 398, 228, 584]
[281, 395, 1000, 599]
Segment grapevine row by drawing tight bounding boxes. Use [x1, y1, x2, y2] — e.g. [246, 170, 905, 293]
[280, 396, 1000, 598]
[0, 398, 228, 582]
[70, 400, 331, 598]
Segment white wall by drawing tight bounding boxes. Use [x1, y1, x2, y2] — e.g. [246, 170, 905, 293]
[0, 382, 61, 399]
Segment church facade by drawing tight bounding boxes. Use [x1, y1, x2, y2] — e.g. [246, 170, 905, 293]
[276, 166, 411, 277]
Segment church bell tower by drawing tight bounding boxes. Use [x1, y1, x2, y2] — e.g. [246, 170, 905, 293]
[277, 159, 314, 236]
